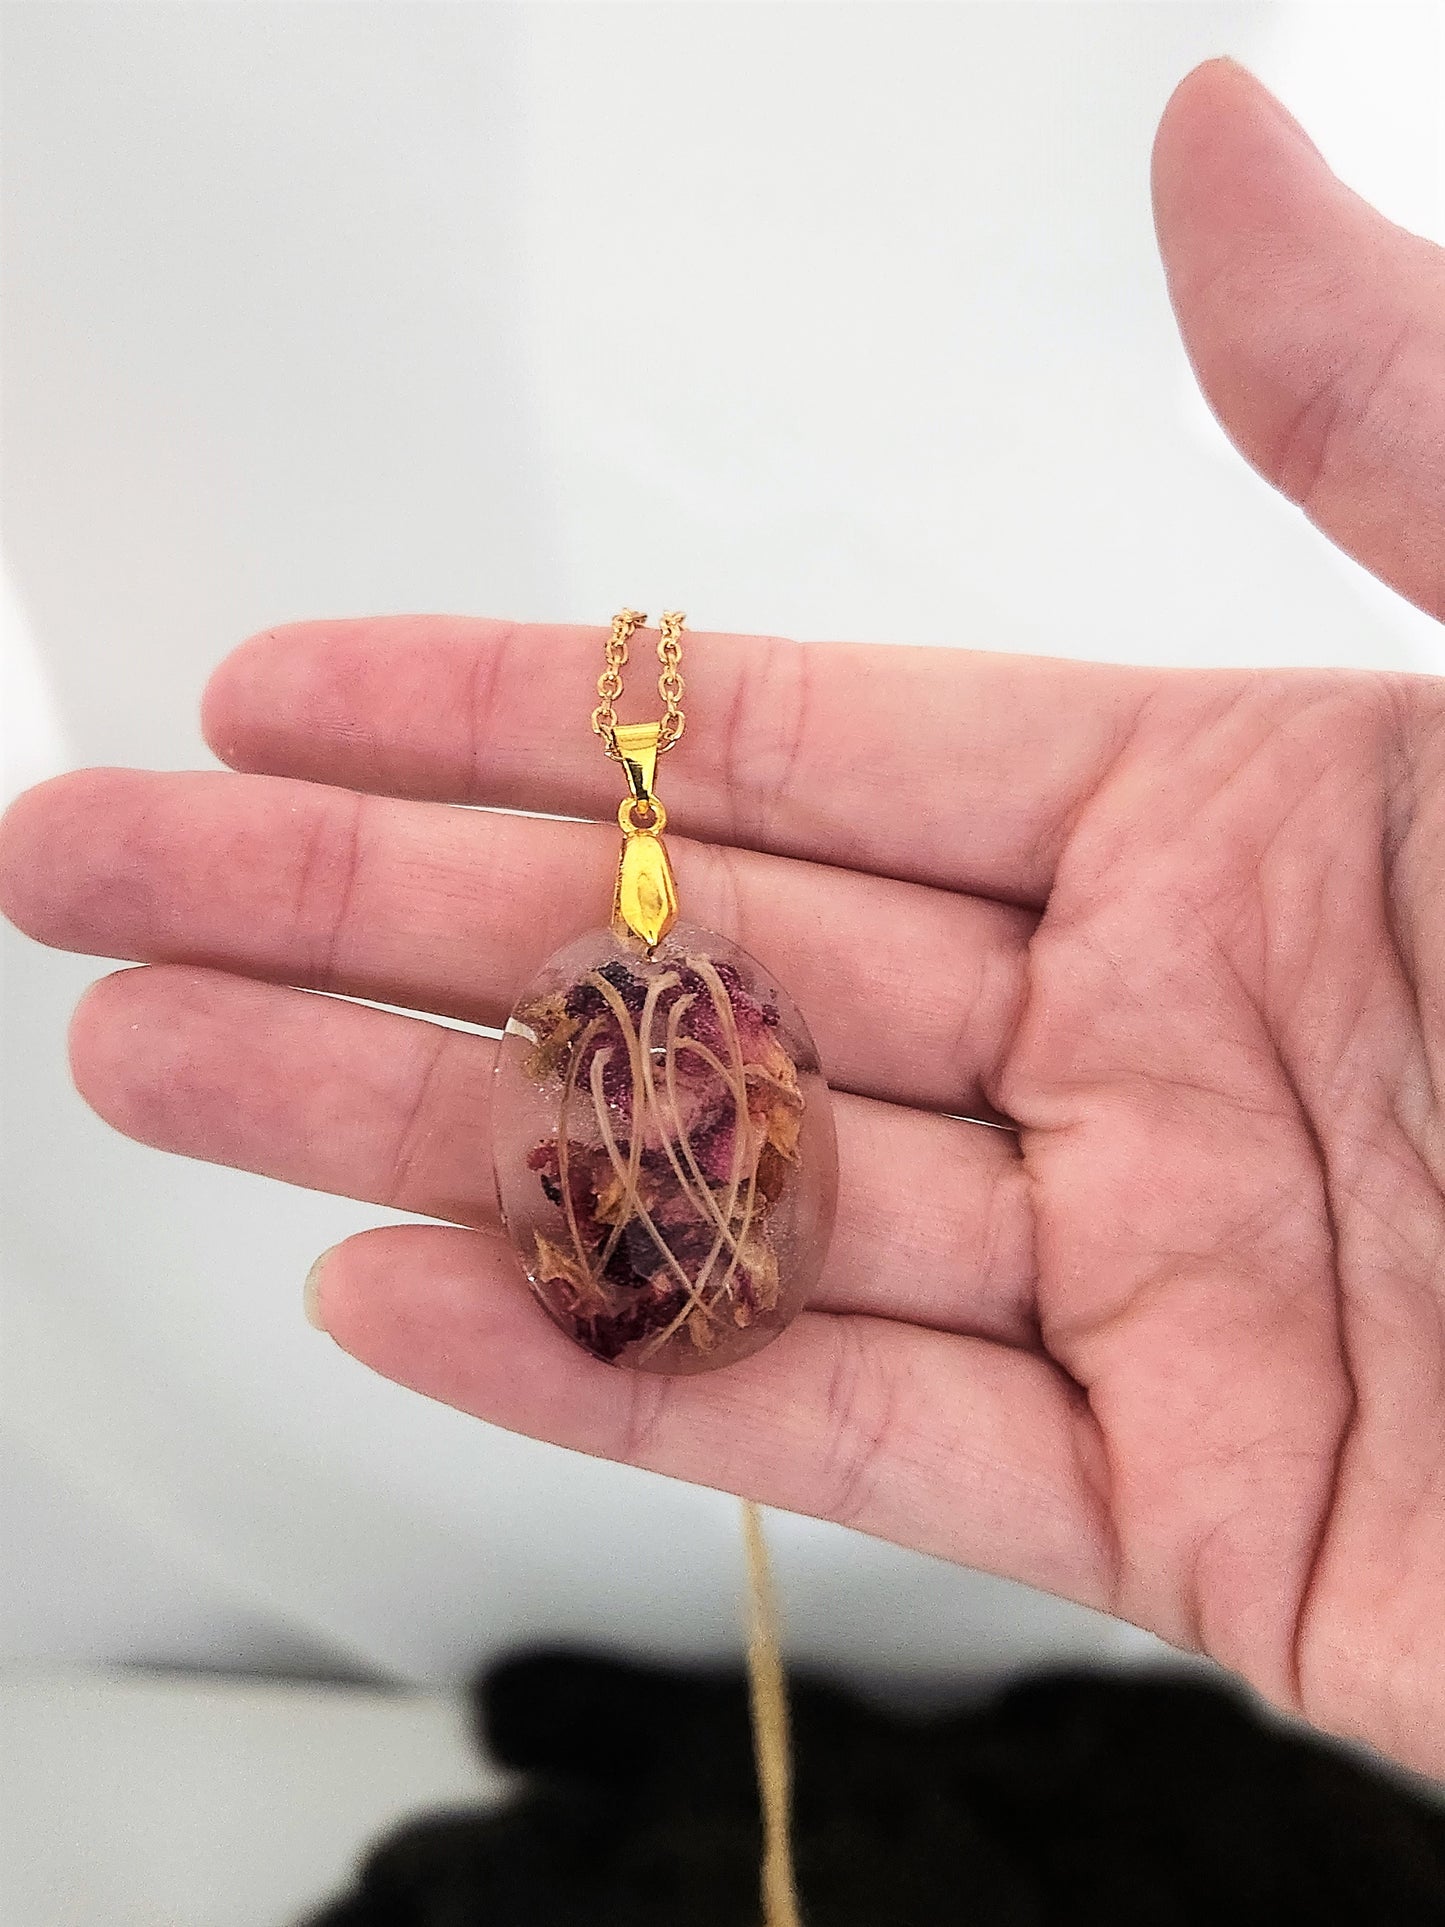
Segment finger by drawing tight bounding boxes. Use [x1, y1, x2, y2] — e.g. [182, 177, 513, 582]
[1153, 58, 1445, 621]
[202, 616, 1159, 904]
[1, 767, 1029, 1115]
[306, 1222, 1111, 1607]
[69, 965, 1036, 1343]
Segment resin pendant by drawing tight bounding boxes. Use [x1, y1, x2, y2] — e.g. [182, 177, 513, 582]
[493, 702, 836, 1373]
[495, 682, 837, 1374]
[494, 922, 837, 1373]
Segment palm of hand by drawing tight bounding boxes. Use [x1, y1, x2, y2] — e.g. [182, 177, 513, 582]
[1006, 675, 1445, 1772]
[4, 63, 1444, 1777]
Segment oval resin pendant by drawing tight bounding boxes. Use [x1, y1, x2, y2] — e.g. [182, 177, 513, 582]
[494, 922, 838, 1374]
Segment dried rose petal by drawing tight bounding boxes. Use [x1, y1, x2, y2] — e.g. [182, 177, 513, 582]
[495, 923, 837, 1374]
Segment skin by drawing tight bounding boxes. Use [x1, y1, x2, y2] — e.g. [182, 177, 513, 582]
[3, 61, 1445, 1776]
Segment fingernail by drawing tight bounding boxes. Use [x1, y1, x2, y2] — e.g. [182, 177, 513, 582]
[304, 1249, 335, 1332]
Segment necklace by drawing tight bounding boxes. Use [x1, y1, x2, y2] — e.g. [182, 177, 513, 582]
[493, 609, 838, 1375]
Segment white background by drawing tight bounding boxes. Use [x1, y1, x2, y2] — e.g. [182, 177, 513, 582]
[4, 2, 1444, 1705]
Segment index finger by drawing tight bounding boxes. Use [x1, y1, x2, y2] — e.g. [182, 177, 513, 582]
[203, 618, 1156, 905]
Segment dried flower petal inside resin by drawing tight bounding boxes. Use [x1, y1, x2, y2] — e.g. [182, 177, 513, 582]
[493, 923, 838, 1374]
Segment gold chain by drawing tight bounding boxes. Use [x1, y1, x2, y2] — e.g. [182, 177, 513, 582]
[592, 609, 686, 756]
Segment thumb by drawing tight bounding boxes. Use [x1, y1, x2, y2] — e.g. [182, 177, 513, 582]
[1153, 58, 1445, 622]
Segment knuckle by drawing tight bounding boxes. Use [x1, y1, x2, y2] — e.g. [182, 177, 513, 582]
[817, 1321, 896, 1528]
[722, 635, 811, 845]
[1268, 316, 1423, 514]
[292, 790, 367, 986]
[384, 1028, 455, 1211]
[616, 1372, 670, 1468]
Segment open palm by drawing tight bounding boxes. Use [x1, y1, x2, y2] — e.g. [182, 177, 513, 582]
[5, 64, 1445, 1776]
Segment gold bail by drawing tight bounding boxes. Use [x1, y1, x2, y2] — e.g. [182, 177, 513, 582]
[609, 720, 678, 949]
[611, 721, 661, 806]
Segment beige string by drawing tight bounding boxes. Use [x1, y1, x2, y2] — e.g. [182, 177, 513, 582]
[742, 1499, 802, 1927]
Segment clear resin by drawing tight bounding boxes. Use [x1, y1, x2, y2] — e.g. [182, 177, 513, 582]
[493, 922, 837, 1374]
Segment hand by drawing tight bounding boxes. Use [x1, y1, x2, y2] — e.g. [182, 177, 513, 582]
[4, 61, 1444, 1776]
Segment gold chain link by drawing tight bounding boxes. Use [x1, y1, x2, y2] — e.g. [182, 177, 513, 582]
[655, 610, 686, 750]
[591, 608, 686, 757]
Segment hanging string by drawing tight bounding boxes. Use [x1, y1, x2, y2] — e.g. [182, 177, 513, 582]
[742, 1499, 802, 1927]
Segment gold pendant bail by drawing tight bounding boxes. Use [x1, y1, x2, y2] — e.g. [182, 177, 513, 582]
[610, 721, 662, 809]
[609, 720, 678, 949]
